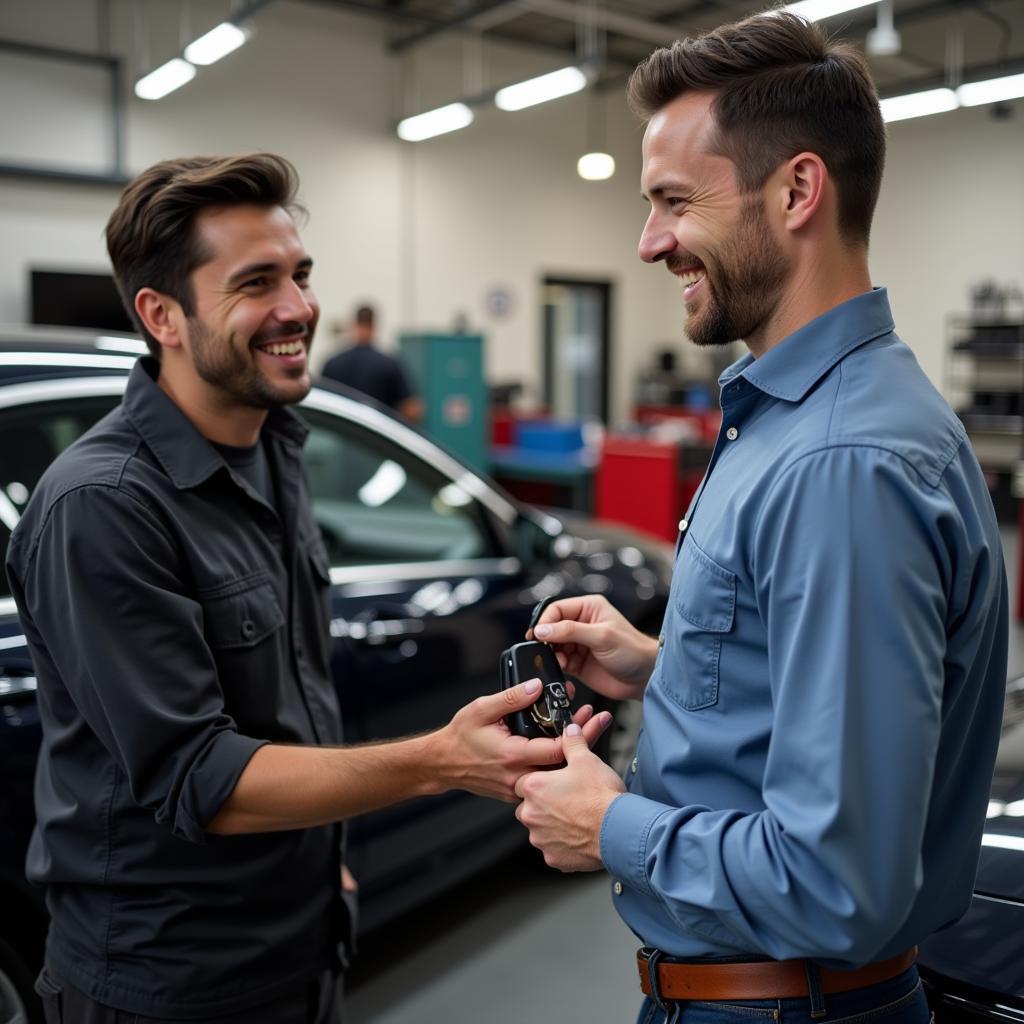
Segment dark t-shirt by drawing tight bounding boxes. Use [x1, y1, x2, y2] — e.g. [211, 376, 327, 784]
[320, 343, 413, 410]
[211, 437, 274, 508]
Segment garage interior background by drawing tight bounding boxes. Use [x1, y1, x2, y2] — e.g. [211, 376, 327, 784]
[1, 0, 1023, 426]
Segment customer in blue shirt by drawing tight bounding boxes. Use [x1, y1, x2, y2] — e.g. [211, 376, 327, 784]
[514, 12, 1008, 1024]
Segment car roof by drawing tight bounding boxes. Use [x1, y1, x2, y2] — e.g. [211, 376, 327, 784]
[0, 326, 148, 356]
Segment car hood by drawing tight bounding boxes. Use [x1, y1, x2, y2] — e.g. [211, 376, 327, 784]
[541, 509, 676, 587]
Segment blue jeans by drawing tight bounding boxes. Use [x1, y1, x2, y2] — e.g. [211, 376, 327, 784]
[636, 967, 931, 1024]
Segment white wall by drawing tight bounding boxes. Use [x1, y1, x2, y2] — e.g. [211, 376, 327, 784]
[872, 105, 1024, 387]
[1, 0, 1022, 423]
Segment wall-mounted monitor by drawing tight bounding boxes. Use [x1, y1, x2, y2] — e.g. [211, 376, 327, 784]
[30, 269, 133, 333]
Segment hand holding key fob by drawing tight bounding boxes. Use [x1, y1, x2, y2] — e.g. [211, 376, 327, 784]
[499, 596, 573, 738]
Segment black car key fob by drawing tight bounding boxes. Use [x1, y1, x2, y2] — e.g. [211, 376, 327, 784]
[500, 596, 573, 738]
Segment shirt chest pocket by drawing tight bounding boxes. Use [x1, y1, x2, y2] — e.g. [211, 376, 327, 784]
[660, 539, 735, 711]
[200, 575, 286, 649]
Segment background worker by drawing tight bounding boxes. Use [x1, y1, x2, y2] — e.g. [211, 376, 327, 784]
[320, 304, 423, 421]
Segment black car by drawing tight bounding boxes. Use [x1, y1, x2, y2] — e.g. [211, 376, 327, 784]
[918, 672, 1024, 1021]
[0, 329, 673, 1024]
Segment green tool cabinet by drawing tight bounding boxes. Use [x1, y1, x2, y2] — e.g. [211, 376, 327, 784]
[399, 333, 487, 472]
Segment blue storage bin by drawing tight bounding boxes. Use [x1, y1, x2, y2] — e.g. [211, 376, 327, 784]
[514, 421, 585, 452]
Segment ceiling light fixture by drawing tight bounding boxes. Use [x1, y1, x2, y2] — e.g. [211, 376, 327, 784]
[879, 87, 958, 123]
[957, 72, 1024, 107]
[134, 58, 196, 101]
[184, 22, 252, 66]
[495, 66, 587, 111]
[577, 152, 615, 180]
[397, 103, 474, 142]
[780, 0, 880, 23]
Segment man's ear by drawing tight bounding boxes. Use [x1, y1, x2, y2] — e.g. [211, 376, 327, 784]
[776, 152, 827, 234]
[135, 288, 184, 351]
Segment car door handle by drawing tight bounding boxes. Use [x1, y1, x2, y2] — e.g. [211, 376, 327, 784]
[0, 671, 38, 698]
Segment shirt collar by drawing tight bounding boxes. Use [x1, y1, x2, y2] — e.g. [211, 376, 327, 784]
[122, 357, 310, 490]
[719, 287, 895, 403]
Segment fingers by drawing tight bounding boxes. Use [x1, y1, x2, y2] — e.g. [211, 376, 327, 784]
[577, 710, 612, 751]
[469, 679, 543, 724]
[561, 721, 594, 762]
[526, 596, 593, 639]
[533, 617, 603, 649]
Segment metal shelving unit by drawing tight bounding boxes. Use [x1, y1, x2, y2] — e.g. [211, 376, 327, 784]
[946, 318, 1024, 521]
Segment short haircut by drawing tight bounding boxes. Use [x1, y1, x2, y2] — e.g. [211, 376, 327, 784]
[105, 153, 303, 357]
[354, 305, 375, 328]
[627, 12, 885, 245]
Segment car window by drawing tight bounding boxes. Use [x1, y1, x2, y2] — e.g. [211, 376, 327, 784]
[0, 395, 120, 599]
[299, 407, 499, 567]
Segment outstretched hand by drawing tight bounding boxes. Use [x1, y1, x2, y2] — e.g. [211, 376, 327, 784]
[528, 595, 658, 702]
[514, 723, 626, 872]
[435, 680, 612, 803]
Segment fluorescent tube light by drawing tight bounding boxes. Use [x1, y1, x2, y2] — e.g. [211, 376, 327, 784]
[577, 152, 615, 181]
[781, 0, 879, 22]
[495, 67, 587, 112]
[879, 87, 958, 123]
[397, 103, 474, 142]
[135, 58, 196, 101]
[957, 72, 1024, 107]
[184, 22, 251, 66]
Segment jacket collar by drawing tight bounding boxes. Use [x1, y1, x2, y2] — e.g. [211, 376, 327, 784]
[122, 357, 309, 490]
[719, 287, 895, 403]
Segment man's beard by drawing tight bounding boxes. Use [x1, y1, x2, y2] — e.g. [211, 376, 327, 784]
[674, 196, 790, 348]
[187, 317, 312, 409]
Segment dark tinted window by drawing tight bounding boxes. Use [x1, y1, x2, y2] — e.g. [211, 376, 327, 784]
[300, 407, 499, 568]
[0, 395, 120, 599]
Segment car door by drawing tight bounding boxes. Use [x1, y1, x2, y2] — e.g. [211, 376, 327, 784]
[0, 380, 127, 1008]
[298, 391, 546, 928]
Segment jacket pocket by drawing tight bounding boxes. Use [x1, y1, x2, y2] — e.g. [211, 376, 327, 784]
[200, 574, 285, 649]
[660, 539, 735, 711]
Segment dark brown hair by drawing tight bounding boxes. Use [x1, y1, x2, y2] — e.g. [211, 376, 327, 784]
[627, 12, 885, 245]
[354, 304, 375, 327]
[105, 153, 302, 357]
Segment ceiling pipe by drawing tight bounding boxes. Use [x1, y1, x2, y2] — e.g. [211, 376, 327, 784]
[391, 0, 678, 54]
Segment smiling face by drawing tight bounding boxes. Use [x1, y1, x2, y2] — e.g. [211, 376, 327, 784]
[182, 203, 319, 410]
[639, 91, 791, 349]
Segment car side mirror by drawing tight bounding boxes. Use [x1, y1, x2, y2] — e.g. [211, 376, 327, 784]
[514, 514, 560, 566]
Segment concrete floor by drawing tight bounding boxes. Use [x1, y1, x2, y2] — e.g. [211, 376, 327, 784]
[347, 527, 1024, 1024]
[345, 850, 642, 1023]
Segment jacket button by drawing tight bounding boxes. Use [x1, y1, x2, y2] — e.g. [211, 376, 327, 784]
[241, 619, 256, 639]
[613, 880, 623, 895]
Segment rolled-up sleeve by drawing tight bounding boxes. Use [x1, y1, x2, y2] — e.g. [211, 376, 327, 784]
[16, 484, 267, 842]
[601, 445, 955, 962]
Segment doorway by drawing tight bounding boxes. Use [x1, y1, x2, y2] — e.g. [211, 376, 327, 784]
[542, 277, 612, 424]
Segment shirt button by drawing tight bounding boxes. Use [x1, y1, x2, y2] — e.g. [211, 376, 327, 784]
[241, 619, 257, 640]
[726, 426, 739, 441]
[631, 756, 638, 774]
[678, 517, 688, 533]
[613, 880, 623, 896]
[658, 634, 665, 649]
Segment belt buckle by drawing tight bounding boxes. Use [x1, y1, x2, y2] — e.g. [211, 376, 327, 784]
[639, 947, 669, 1012]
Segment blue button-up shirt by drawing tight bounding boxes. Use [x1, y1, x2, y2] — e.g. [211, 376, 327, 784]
[601, 289, 1008, 967]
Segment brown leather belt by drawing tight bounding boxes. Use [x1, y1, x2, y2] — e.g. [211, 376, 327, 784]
[637, 947, 917, 1002]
